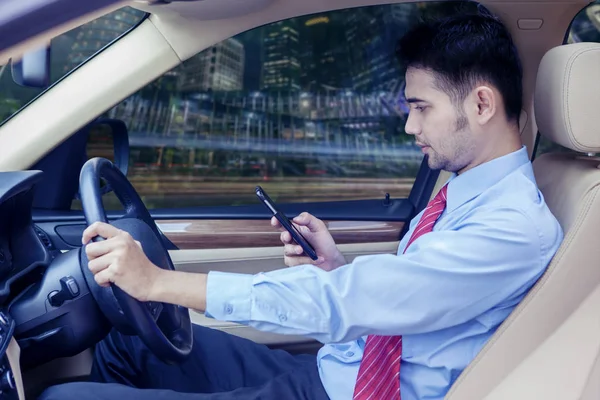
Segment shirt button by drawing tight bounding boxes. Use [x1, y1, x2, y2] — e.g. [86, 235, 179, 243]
[279, 314, 287, 322]
[225, 305, 233, 314]
[346, 351, 354, 357]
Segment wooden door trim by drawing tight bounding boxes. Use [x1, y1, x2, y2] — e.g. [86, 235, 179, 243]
[157, 219, 404, 249]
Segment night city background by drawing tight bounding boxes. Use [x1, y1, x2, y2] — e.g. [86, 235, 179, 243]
[1, 2, 599, 209]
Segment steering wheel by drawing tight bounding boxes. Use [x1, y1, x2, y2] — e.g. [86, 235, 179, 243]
[78, 157, 193, 364]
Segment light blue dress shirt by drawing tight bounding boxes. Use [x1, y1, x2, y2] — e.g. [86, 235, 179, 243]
[205, 146, 563, 400]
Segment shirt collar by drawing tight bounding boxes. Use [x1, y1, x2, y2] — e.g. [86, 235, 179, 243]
[445, 146, 531, 213]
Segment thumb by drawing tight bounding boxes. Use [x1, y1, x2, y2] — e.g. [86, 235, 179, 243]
[82, 222, 121, 244]
[293, 212, 323, 233]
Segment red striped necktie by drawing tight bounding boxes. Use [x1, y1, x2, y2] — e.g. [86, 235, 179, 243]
[352, 184, 449, 400]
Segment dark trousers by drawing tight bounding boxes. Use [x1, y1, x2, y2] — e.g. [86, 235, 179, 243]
[38, 325, 329, 399]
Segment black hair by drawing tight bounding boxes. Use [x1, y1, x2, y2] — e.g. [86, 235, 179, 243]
[396, 12, 523, 123]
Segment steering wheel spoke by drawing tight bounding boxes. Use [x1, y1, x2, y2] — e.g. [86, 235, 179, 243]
[146, 301, 164, 321]
[119, 208, 137, 221]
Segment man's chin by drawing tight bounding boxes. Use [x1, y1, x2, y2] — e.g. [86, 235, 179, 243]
[426, 158, 443, 171]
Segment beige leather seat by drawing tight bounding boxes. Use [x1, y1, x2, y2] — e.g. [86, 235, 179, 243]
[446, 42, 600, 399]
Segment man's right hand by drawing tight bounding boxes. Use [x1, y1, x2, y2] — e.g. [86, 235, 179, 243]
[271, 212, 347, 271]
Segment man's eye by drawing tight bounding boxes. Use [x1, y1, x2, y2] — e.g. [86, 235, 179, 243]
[415, 105, 426, 112]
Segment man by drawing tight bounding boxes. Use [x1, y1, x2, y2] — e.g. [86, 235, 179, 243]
[41, 13, 563, 400]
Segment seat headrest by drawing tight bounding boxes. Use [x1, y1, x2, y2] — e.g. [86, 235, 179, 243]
[534, 42, 600, 153]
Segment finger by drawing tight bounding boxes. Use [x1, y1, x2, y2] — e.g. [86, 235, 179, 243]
[284, 244, 304, 257]
[88, 253, 115, 274]
[292, 212, 310, 225]
[284, 254, 321, 266]
[85, 236, 123, 259]
[292, 222, 312, 236]
[280, 231, 293, 245]
[284, 255, 312, 267]
[285, 255, 326, 268]
[292, 212, 324, 233]
[82, 222, 122, 244]
[272, 217, 288, 233]
[93, 268, 113, 288]
[313, 256, 326, 265]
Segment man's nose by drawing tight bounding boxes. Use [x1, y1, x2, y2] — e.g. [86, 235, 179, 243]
[404, 112, 420, 136]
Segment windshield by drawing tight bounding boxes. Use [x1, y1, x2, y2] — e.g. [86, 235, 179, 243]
[0, 6, 145, 125]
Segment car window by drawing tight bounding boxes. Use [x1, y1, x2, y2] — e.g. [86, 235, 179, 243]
[535, 1, 600, 158]
[88, 2, 481, 210]
[0, 6, 146, 126]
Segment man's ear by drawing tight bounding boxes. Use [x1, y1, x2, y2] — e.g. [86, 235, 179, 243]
[472, 85, 496, 125]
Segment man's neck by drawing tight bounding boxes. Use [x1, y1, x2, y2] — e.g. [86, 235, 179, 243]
[458, 127, 523, 175]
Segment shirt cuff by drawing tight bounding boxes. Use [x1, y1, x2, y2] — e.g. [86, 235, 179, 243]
[205, 271, 253, 322]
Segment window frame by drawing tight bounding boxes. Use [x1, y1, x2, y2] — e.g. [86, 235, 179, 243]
[0, 8, 149, 129]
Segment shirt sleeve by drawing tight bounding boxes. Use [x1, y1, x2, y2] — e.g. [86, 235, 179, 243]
[205, 207, 550, 344]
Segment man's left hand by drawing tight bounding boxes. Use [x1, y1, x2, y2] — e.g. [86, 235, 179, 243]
[82, 222, 163, 302]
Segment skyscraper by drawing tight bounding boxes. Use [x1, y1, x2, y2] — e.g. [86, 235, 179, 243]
[261, 19, 301, 92]
[178, 38, 245, 93]
[299, 13, 350, 90]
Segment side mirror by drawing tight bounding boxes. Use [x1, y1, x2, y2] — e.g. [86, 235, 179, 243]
[11, 44, 51, 88]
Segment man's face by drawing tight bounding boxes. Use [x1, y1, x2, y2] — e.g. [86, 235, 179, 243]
[403, 67, 475, 173]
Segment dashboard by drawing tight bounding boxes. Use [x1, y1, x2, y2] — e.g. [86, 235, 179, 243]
[0, 171, 50, 300]
[0, 168, 171, 398]
[0, 170, 49, 399]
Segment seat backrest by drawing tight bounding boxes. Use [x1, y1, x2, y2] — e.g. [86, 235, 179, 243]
[446, 42, 600, 400]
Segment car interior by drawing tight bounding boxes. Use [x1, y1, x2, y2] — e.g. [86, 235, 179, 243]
[0, 0, 599, 399]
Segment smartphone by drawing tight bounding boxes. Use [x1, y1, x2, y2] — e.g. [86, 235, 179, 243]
[255, 186, 318, 261]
